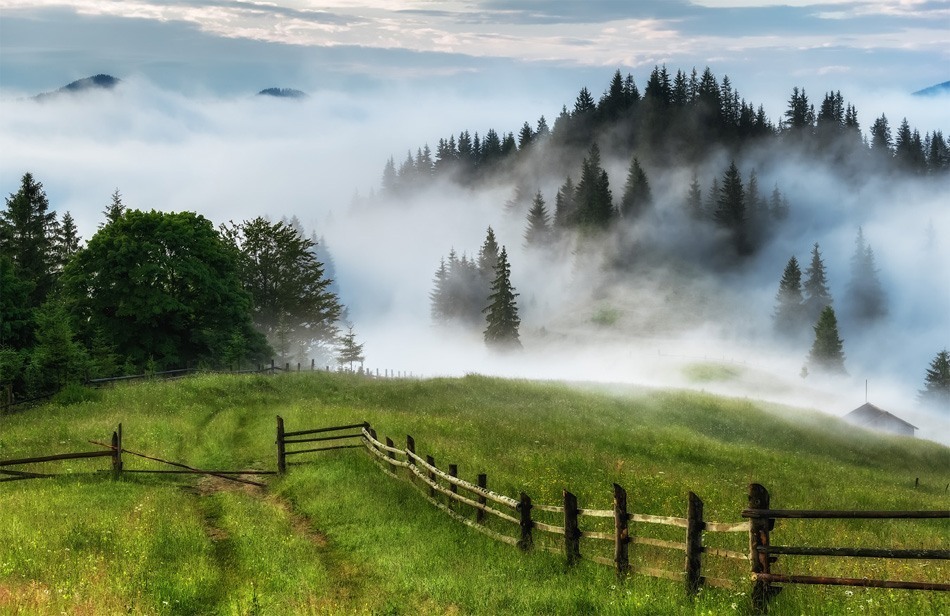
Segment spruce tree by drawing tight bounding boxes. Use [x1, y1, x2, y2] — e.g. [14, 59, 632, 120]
[54, 211, 81, 271]
[337, 325, 365, 371]
[845, 227, 886, 322]
[477, 226, 500, 282]
[554, 176, 577, 228]
[918, 350, 950, 408]
[430, 258, 449, 323]
[803, 243, 833, 323]
[483, 247, 521, 349]
[714, 161, 749, 254]
[807, 306, 846, 374]
[103, 189, 126, 226]
[774, 256, 805, 336]
[0, 172, 57, 307]
[523, 191, 551, 248]
[574, 143, 614, 229]
[685, 174, 702, 219]
[619, 156, 652, 219]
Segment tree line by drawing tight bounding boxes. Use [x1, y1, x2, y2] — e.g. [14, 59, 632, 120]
[0, 173, 352, 400]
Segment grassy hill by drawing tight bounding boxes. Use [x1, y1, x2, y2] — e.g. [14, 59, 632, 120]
[0, 372, 946, 615]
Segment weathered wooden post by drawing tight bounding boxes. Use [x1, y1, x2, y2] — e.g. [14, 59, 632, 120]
[749, 483, 774, 612]
[368, 427, 377, 442]
[449, 464, 458, 508]
[111, 424, 123, 479]
[270, 359, 275, 371]
[614, 483, 630, 580]
[311, 358, 315, 371]
[685, 491, 704, 597]
[517, 492, 533, 551]
[297, 362, 300, 372]
[285, 362, 290, 372]
[385, 437, 396, 463]
[476, 473, 487, 523]
[406, 435, 416, 485]
[564, 490, 581, 565]
[426, 455, 437, 498]
[276, 416, 287, 474]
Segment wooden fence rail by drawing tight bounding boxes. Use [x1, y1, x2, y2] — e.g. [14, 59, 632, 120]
[742, 482, 950, 611]
[0, 425, 123, 480]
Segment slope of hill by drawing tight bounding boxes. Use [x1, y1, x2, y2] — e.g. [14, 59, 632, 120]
[257, 87, 307, 99]
[912, 80, 950, 96]
[34, 74, 120, 100]
[0, 372, 945, 614]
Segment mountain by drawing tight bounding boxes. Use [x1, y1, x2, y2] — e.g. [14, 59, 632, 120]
[257, 87, 307, 99]
[912, 81, 950, 97]
[35, 74, 120, 100]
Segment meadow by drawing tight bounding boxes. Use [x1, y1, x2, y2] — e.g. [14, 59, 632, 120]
[0, 371, 947, 615]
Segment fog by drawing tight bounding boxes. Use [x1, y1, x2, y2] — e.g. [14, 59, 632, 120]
[1, 75, 947, 443]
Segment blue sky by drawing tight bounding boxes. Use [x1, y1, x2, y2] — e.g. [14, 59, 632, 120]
[1, 0, 948, 98]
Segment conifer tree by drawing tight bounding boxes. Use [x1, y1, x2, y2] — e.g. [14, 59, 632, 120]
[337, 325, 365, 371]
[554, 176, 577, 228]
[483, 247, 521, 349]
[685, 174, 702, 219]
[523, 191, 551, 248]
[54, 211, 81, 271]
[430, 258, 449, 323]
[619, 156, 652, 219]
[477, 226, 500, 282]
[774, 256, 805, 336]
[807, 306, 846, 374]
[103, 189, 126, 226]
[803, 243, 833, 323]
[918, 350, 950, 408]
[0, 172, 57, 307]
[845, 227, 886, 322]
[574, 143, 614, 229]
[714, 161, 748, 253]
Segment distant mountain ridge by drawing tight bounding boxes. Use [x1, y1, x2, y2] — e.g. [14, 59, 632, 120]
[34, 74, 120, 100]
[912, 81, 950, 97]
[258, 87, 307, 99]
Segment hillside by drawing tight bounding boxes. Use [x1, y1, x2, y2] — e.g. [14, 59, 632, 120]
[33, 74, 120, 100]
[0, 373, 946, 614]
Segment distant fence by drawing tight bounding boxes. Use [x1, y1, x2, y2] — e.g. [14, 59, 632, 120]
[276, 418, 950, 605]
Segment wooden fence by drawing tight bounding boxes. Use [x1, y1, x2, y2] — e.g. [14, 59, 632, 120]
[0, 425, 123, 481]
[742, 483, 950, 610]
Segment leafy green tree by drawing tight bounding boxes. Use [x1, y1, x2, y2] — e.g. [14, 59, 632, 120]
[337, 325, 365, 371]
[807, 306, 846, 375]
[0, 172, 57, 307]
[222, 217, 342, 362]
[483, 247, 521, 349]
[774, 256, 805, 336]
[803, 243, 833, 323]
[918, 350, 950, 408]
[62, 209, 268, 370]
[845, 227, 886, 322]
[619, 157, 652, 219]
[523, 191, 551, 248]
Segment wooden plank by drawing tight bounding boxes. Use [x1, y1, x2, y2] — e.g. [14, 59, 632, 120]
[407, 463, 519, 525]
[284, 422, 369, 437]
[633, 537, 687, 551]
[759, 546, 950, 560]
[282, 433, 362, 444]
[629, 513, 690, 528]
[281, 444, 365, 456]
[742, 508, 950, 519]
[754, 573, 950, 592]
[363, 429, 404, 456]
[90, 441, 265, 487]
[363, 439, 410, 467]
[704, 546, 748, 560]
[0, 450, 113, 466]
[581, 530, 615, 541]
[406, 449, 518, 509]
[705, 521, 750, 533]
[406, 478, 518, 546]
[578, 508, 614, 518]
[533, 520, 564, 535]
[533, 503, 565, 514]
[640, 567, 684, 582]
[120, 469, 277, 475]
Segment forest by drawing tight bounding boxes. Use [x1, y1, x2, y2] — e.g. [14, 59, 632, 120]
[1, 65, 948, 408]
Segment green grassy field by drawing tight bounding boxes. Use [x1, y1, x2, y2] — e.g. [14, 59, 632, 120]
[0, 372, 947, 615]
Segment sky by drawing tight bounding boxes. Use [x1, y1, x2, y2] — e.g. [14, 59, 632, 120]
[0, 1, 948, 438]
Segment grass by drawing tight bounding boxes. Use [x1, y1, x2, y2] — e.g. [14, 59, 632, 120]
[0, 372, 947, 615]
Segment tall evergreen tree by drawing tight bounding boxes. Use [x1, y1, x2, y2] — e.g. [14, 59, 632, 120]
[0, 172, 57, 307]
[918, 350, 950, 409]
[477, 226, 500, 282]
[713, 161, 748, 253]
[574, 143, 614, 229]
[430, 258, 450, 323]
[554, 176, 577, 228]
[845, 227, 886, 322]
[774, 256, 805, 336]
[619, 156, 652, 219]
[336, 325, 365, 371]
[54, 211, 81, 271]
[523, 191, 551, 248]
[807, 306, 846, 375]
[103, 189, 126, 226]
[803, 243, 833, 323]
[483, 247, 521, 349]
[685, 174, 703, 219]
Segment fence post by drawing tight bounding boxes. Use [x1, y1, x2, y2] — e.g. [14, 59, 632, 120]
[385, 437, 396, 463]
[749, 483, 775, 612]
[368, 427, 377, 442]
[685, 491, 704, 597]
[406, 435, 415, 484]
[111, 424, 123, 479]
[477, 473, 487, 523]
[311, 358, 315, 371]
[426, 455, 437, 498]
[614, 483, 630, 580]
[564, 490, 580, 565]
[276, 416, 287, 474]
[517, 492, 533, 551]
[449, 464, 458, 508]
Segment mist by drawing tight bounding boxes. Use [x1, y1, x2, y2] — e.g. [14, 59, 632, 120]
[1, 74, 947, 443]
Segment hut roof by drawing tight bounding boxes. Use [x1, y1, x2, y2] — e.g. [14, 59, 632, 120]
[844, 402, 918, 430]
